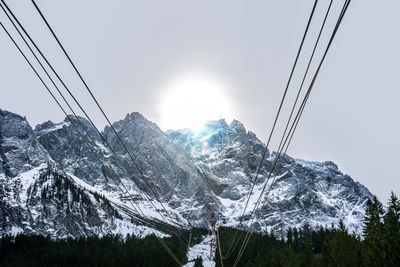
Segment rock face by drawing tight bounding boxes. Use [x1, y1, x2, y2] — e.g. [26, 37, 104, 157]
[103, 113, 215, 220]
[167, 120, 371, 234]
[0, 108, 372, 237]
[0, 110, 48, 177]
[0, 110, 165, 238]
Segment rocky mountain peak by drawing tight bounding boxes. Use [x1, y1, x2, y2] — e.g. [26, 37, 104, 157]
[1, 108, 373, 237]
[0, 109, 49, 177]
[229, 119, 246, 134]
[0, 109, 32, 139]
[107, 112, 161, 136]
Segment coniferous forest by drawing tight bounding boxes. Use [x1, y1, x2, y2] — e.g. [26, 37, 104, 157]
[0, 193, 399, 267]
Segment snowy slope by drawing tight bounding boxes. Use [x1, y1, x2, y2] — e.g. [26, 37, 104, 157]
[184, 235, 216, 267]
[0, 110, 169, 238]
[167, 120, 372, 234]
[1, 109, 372, 238]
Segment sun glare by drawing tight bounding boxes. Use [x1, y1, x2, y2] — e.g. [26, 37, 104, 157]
[161, 78, 232, 130]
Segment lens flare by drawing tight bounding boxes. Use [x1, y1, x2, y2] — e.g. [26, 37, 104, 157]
[160, 78, 232, 130]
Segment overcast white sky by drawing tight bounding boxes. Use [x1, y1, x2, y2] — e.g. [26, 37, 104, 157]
[0, 0, 399, 201]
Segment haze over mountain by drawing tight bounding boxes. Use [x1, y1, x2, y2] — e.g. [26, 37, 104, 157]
[0, 108, 372, 238]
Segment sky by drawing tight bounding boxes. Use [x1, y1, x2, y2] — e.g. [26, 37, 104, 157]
[0, 0, 399, 201]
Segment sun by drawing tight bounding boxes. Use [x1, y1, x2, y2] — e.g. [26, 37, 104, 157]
[160, 78, 232, 130]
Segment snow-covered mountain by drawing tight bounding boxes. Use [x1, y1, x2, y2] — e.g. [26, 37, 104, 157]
[0, 110, 169, 238]
[167, 119, 371, 234]
[0, 109, 372, 238]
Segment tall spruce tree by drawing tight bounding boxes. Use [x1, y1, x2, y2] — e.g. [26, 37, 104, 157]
[322, 220, 361, 267]
[362, 195, 385, 266]
[383, 192, 400, 266]
[287, 227, 294, 248]
[299, 223, 313, 267]
[194, 256, 204, 267]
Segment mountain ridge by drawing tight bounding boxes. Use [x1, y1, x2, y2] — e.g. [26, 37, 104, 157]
[0, 108, 372, 237]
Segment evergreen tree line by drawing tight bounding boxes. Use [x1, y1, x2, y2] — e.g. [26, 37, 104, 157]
[216, 193, 400, 267]
[0, 233, 188, 267]
[0, 193, 399, 266]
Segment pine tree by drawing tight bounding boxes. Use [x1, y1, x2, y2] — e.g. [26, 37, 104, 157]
[299, 223, 313, 267]
[362, 196, 385, 266]
[287, 227, 293, 248]
[322, 220, 361, 267]
[281, 246, 300, 267]
[244, 251, 267, 267]
[293, 227, 300, 252]
[194, 256, 204, 267]
[383, 192, 400, 266]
